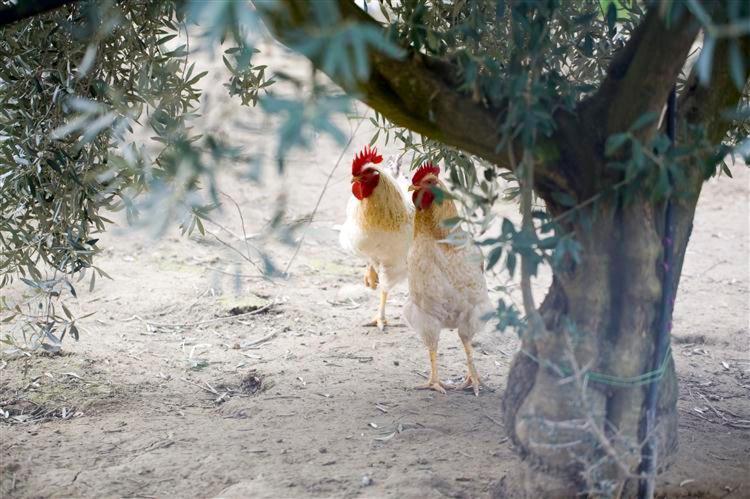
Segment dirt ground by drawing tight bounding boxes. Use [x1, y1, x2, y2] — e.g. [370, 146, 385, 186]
[1, 44, 749, 499]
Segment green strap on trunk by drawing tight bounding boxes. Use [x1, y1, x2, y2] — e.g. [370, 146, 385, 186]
[522, 346, 673, 388]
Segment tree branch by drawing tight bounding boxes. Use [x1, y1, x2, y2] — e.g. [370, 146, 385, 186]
[594, 8, 701, 138]
[679, 37, 750, 143]
[669, 35, 750, 307]
[255, 0, 523, 171]
[0, 0, 78, 26]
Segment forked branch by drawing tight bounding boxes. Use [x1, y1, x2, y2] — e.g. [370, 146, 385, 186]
[595, 8, 701, 138]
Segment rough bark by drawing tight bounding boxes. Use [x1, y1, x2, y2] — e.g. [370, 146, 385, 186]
[501, 197, 687, 497]
[500, 35, 748, 496]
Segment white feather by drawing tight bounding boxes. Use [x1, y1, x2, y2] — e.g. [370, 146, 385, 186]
[404, 230, 493, 347]
[338, 166, 413, 291]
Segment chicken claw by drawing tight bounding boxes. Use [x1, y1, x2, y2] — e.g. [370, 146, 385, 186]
[416, 380, 450, 394]
[363, 290, 388, 331]
[415, 349, 448, 394]
[363, 316, 387, 331]
[455, 374, 481, 396]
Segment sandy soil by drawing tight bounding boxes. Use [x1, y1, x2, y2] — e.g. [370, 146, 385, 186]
[1, 45, 749, 499]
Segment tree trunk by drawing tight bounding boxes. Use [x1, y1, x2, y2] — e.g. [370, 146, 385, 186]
[500, 191, 699, 497]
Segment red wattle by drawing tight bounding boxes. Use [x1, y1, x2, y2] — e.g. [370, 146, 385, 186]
[352, 182, 365, 200]
[413, 189, 435, 210]
[352, 175, 379, 200]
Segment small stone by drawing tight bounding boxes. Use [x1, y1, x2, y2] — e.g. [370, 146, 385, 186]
[319, 447, 327, 454]
[393, 360, 400, 366]
[361, 475, 373, 487]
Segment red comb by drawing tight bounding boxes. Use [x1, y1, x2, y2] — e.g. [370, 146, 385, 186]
[352, 145, 383, 176]
[411, 161, 440, 185]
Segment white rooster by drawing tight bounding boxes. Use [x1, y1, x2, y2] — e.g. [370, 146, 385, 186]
[338, 146, 413, 330]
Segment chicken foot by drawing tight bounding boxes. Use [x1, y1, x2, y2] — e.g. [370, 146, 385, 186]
[455, 336, 481, 396]
[416, 349, 449, 394]
[363, 264, 379, 289]
[363, 290, 387, 331]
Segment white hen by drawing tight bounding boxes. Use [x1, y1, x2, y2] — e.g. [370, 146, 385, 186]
[404, 162, 492, 395]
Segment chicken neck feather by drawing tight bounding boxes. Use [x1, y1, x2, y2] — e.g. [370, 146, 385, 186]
[414, 190, 459, 240]
[357, 169, 410, 232]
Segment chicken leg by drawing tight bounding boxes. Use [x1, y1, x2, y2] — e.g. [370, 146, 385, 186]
[455, 336, 481, 396]
[416, 349, 449, 394]
[363, 290, 388, 331]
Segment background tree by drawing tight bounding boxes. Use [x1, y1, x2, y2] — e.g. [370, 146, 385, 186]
[1, 0, 748, 496]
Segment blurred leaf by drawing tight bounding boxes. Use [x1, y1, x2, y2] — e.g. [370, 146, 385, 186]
[606, 133, 630, 155]
[728, 40, 747, 90]
[486, 246, 503, 270]
[696, 36, 716, 85]
[628, 112, 658, 132]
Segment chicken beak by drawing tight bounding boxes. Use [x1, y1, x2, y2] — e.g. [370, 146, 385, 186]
[351, 176, 359, 184]
[407, 185, 418, 191]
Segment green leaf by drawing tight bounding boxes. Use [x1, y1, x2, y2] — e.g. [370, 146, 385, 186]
[69, 324, 80, 341]
[606, 2, 617, 35]
[720, 162, 733, 178]
[486, 246, 503, 270]
[440, 217, 461, 229]
[728, 40, 746, 91]
[631, 140, 644, 169]
[62, 303, 73, 320]
[551, 191, 576, 207]
[696, 36, 716, 85]
[157, 34, 178, 45]
[628, 112, 658, 132]
[605, 133, 629, 156]
[506, 252, 517, 278]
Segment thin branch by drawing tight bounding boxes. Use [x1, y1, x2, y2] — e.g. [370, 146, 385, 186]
[179, 377, 220, 396]
[221, 192, 255, 264]
[242, 330, 278, 348]
[513, 56, 547, 335]
[205, 228, 268, 279]
[123, 301, 276, 328]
